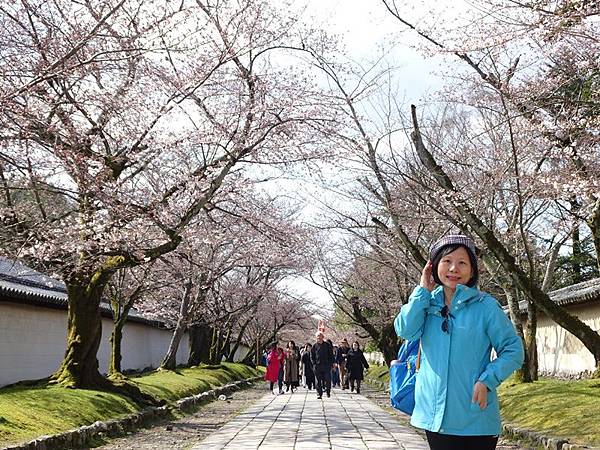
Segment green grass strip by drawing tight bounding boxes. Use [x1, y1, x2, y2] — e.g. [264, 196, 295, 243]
[498, 376, 600, 446]
[0, 363, 261, 446]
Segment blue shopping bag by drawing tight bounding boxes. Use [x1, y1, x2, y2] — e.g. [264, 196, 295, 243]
[389, 339, 420, 415]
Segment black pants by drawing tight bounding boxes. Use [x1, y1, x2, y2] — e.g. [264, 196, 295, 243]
[314, 367, 331, 397]
[305, 370, 315, 390]
[277, 367, 284, 392]
[425, 431, 498, 450]
[349, 378, 361, 392]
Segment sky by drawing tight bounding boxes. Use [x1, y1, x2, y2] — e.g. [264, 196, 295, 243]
[302, 0, 451, 103]
[279, 0, 464, 312]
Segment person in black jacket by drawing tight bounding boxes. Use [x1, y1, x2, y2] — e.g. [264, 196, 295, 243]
[346, 341, 369, 394]
[310, 331, 334, 399]
[300, 343, 315, 390]
[336, 338, 351, 390]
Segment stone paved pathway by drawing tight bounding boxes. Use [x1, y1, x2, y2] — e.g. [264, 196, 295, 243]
[192, 387, 428, 450]
[95, 382, 530, 450]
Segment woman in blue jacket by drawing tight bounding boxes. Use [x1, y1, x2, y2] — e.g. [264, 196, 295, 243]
[395, 235, 524, 450]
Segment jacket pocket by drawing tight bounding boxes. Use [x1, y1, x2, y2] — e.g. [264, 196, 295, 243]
[469, 387, 497, 412]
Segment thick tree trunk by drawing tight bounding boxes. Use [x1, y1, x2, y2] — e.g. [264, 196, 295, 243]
[377, 323, 400, 366]
[503, 286, 532, 382]
[109, 322, 124, 375]
[411, 104, 600, 377]
[218, 328, 231, 363]
[50, 266, 160, 405]
[484, 250, 535, 382]
[221, 334, 231, 362]
[188, 324, 212, 365]
[209, 327, 221, 365]
[161, 320, 187, 370]
[161, 282, 192, 370]
[227, 317, 252, 362]
[109, 297, 135, 376]
[524, 299, 539, 380]
[52, 282, 106, 387]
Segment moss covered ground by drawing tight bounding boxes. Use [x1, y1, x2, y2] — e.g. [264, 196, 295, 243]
[0, 363, 261, 446]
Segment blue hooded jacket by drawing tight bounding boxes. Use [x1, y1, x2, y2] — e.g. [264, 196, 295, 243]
[395, 284, 524, 436]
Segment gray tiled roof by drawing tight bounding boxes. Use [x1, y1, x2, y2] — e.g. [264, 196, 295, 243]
[0, 256, 66, 290]
[548, 278, 600, 306]
[504, 277, 600, 313]
[0, 256, 166, 328]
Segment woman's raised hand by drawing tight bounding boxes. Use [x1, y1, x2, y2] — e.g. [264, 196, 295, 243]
[420, 260, 436, 292]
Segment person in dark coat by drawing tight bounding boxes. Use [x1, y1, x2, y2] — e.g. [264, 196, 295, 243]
[336, 338, 351, 389]
[301, 343, 315, 390]
[331, 344, 340, 387]
[310, 331, 334, 399]
[346, 341, 369, 394]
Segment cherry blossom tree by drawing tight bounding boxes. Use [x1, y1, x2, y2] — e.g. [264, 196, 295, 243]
[377, 0, 600, 377]
[0, 0, 338, 390]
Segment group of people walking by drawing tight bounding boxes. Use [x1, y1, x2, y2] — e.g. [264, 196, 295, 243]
[264, 333, 369, 399]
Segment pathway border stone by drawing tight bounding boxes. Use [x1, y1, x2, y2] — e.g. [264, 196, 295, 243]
[0, 376, 263, 450]
[502, 423, 599, 450]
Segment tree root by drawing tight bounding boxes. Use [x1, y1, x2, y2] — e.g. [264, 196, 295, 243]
[49, 369, 162, 406]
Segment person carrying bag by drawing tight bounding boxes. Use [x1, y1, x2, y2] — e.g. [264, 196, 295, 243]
[394, 234, 524, 450]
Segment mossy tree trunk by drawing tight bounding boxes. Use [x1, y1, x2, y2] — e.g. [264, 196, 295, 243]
[484, 255, 534, 383]
[524, 299, 538, 381]
[52, 276, 109, 388]
[504, 286, 532, 383]
[221, 328, 231, 361]
[209, 327, 225, 365]
[161, 281, 193, 370]
[188, 323, 213, 365]
[108, 296, 135, 376]
[227, 316, 252, 362]
[49, 262, 161, 405]
[377, 324, 400, 366]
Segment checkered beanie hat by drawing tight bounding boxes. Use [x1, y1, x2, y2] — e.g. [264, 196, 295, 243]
[429, 235, 478, 287]
[429, 235, 477, 262]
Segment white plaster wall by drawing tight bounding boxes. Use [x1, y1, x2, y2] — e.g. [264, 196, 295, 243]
[364, 351, 385, 365]
[229, 344, 251, 363]
[536, 303, 600, 375]
[0, 302, 190, 387]
[0, 303, 66, 387]
[97, 317, 190, 373]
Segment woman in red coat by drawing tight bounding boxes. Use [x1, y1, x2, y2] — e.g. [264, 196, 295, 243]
[264, 343, 280, 394]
